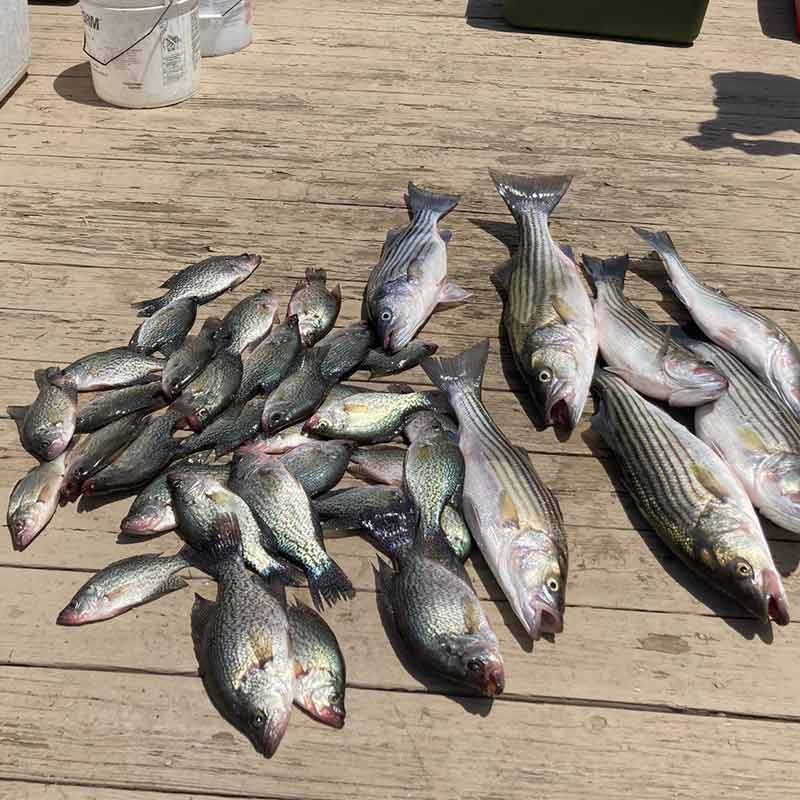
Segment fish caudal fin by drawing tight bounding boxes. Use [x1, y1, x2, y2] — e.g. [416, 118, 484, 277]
[632, 227, 679, 260]
[582, 254, 630, 291]
[489, 170, 572, 222]
[307, 557, 355, 610]
[131, 295, 169, 318]
[422, 339, 489, 401]
[358, 499, 416, 560]
[405, 183, 460, 220]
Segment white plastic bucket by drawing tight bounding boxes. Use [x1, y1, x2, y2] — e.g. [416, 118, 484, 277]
[80, 0, 201, 108]
[0, 0, 31, 103]
[199, 0, 252, 57]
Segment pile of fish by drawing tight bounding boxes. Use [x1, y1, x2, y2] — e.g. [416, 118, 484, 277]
[6, 172, 799, 757]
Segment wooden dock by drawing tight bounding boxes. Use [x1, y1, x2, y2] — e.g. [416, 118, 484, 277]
[2, 1, 799, 797]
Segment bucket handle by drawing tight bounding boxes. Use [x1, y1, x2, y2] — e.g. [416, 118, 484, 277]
[83, 0, 174, 67]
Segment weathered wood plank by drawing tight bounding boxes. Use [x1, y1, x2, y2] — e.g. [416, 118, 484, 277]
[0, 783, 244, 800]
[1, 665, 798, 799]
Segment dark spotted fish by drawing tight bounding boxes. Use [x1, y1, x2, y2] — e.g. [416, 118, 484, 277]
[75, 383, 166, 434]
[490, 170, 596, 430]
[360, 341, 438, 379]
[347, 445, 406, 486]
[50, 348, 163, 392]
[592, 367, 790, 625]
[129, 297, 197, 356]
[423, 340, 567, 640]
[8, 367, 77, 460]
[317, 322, 374, 384]
[132, 253, 262, 317]
[161, 317, 222, 400]
[216, 289, 278, 355]
[287, 268, 342, 347]
[177, 397, 264, 457]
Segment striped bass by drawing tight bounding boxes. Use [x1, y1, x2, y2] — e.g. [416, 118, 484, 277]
[583, 254, 727, 405]
[422, 340, 567, 640]
[490, 171, 597, 430]
[677, 333, 800, 535]
[363, 183, 470, 353]
[591, 368, 790, 625]
[635, 227, 800, 419]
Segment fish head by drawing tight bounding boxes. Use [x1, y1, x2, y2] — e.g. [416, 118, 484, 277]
[231, 253, 263, 281]
[261, 396, 297, 435]
[61, 465, 90, 503]
[436, 633, 505, 697]
[237, 670, 293, 758]
[120, 504, 170, 534]
[753, 453, 800, 536]
[294, 669, 346, 729]
[34, 419, 72, 461]
[302, 410, 334, 436]
[769, 337, 800, 411]
[372, 284, 418, 354]
[662, 355, 728, 405]
[8, 502, 47, 551]
[505, 531, 567, 640]
[707, 511, 790, 626]
[527, 339, 580, 429]
[56, 583, 111, 625]
[403, 409, 458, 443]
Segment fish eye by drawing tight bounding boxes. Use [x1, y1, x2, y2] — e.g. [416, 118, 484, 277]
[443, 641, 456, 655]
[702, 360, 715, 368]
[253, 712, 266, 727]
[380, 310, 392, 322]
[736, 561, 753, 578]
[467, 659, 483, 673]
[270, 412, 283, 426]
[538, 370, 552, 384]
[547, 577, 560, 592]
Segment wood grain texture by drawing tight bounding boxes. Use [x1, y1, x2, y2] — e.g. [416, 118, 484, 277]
[1, 0, 799, 796]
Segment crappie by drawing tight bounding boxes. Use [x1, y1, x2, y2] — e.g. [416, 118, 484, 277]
[318, 322, 374, 384]
[120, 461, 230, 535]
[7, 450, 68, 550]
[423, 341, 567, 639]
[678, 334, 800, 536]
[348, 445, 406, 486]
[592, 367, 790, 625]
[61, 412, 147, 502]
[9, 367, 77, 460]
[189, 518, 294, 758]
[288, 599, 346, 728]
[75, 383, 166, 434]
[371, 516, 504, 696]
[364, 183, 470, 353]
[403, 408, 458, 443]
[161, 317, 221, 399]
[241, 423, 316, 456]
[315, 485, 407, 531]
[635, 227, 800, 419]
[304, 389, 434, 443]
[235, 315, 302, 404]
[230, 460, 354, 609]
[216, 289, 278, 355]
[583, 254, 727, 406]
[50, 348, 163, 392]
[261, 347, 329, 435]
[129, 297, 197, 356]
[132, 253, 262, 317]
[168, 469, 301, 584]
[177, 397, 264, 457]
[171, 348, 243, 431]
[277, 440, 353, 497]
[57, 549, 192, 625]
[360, 341, 438, 379]
[287, 268, 342, 346]
[82, 409, 184, 494]
[490, 171, 597, 430]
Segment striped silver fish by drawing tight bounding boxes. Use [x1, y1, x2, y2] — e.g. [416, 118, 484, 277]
[422, 340, 567, 640]
[592, 367, 790, 625]
[363, 183, 470, 353]
[583, 254, 727, 405]
[491, 171, 596, 430]
[635, 227, 800, 419]
[676, 333, 800, 535]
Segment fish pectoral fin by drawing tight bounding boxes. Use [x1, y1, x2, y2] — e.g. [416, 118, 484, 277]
[499, 490, 520, 527]
[6, 404, 28, 421]
[463, 598, 483, 634]
[550, 294, 578, 325]
[492, 258, 516, 293]
[436, 281, 472, 309]
[691, 463, 733, 502]
[374, 558, 397, 619]
[736, 425, 769, 453]
[247, 632, 275, 668]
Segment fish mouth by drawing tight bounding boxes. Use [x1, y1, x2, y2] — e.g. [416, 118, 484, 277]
[544, 381, 578, 429]
[56, 606, 85, 626]
[763, 570, 790, 626]
[523, 601, 564, 640]
[47, 371, 67, 388]
[10, 525, 37, 552]
[302, 414, 321, 434]
[483, 664, 505, 698]
[120, 513, 160, 535]
[261, 713, 291, 758]
[239, 254, 263, 273]
[313, 703, 346, 729]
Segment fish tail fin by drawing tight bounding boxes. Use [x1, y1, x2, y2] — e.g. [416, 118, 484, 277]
[405, 182, 460, 220]
[358, 498, 416, 559]
[489, 170, 572, 221]
[632, 227, 679, 260]
[6, 404, 28, 421]
[131, 295, 168, 318]
[422, 339, 489, 402]
[304, 267, 327, 284]
[307, 556, 355, 610]
[582, 254, 630, 291]
[34, 367, 61, 389]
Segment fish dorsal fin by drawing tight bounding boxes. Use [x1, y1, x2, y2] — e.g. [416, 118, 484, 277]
[559, 243, 576, 263]
[737, 425, 769, 453]
[513, 445, 532, 463]
[691, 463, 731, 501]
[500, 490, 520, 527]
[383, 226, 405, 252]
[160, 271, 182, 289]
[550, 295, 577, 325]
